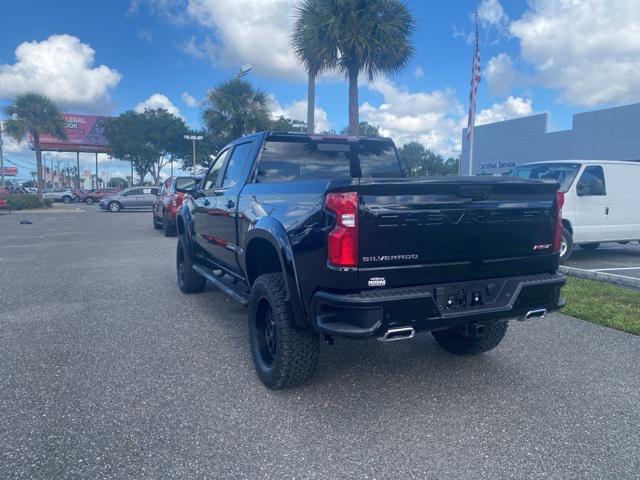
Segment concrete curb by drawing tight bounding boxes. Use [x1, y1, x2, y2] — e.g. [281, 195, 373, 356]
[560, 265, 640, 289]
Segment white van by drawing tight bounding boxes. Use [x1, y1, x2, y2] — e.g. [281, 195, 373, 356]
[510, 160, 640, 262]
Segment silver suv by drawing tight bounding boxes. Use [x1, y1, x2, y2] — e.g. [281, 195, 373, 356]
[43, 189, 75, 204]
[99, 187, 160, 212]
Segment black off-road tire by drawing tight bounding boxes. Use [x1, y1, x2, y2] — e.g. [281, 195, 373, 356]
[580, 242, 600, 250]
[176, 238, 206, 294]
[248, 273, 319, 389]
[432, 321, 508, 356]
[560, 227, 573, 263]
[153, 214, 163, 229]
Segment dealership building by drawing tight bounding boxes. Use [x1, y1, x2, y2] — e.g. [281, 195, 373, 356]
[460, 102, 640, 175]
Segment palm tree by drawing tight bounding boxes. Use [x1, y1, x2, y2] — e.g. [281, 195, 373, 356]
[294, 0, 415, 135]
[292, 0, 337, 133]
[3, 93, 67, 206]
[201, 78, 272, 142]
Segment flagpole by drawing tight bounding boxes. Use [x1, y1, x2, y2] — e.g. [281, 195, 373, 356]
[468, 117, 475, 176]
[467, 11, 480, 176]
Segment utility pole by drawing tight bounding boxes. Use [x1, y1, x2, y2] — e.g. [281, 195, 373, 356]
[55, 154, 61, 189]
[0, 120, 5, 186]
[95, 152, 99, 189]
[76, 152, 80, 189]
[184, 135, 203, 176]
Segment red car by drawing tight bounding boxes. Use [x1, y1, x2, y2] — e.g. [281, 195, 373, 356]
[76, 188, 119, 204]
[153, 176, 200, 236]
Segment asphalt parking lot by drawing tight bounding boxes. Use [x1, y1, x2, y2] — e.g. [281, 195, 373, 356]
[1, 206, 639, 479]
[565, 242, 640, 282]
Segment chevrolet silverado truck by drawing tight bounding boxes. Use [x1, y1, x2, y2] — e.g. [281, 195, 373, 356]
[176, 132, 565, 389]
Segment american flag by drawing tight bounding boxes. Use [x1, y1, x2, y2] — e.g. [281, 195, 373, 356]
[466, 12, 481, 141]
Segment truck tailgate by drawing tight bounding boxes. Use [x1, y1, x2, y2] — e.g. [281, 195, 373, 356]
[356, 177, 560, 289]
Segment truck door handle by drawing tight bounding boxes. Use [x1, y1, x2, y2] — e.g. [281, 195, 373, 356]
[203, 199, 210, 207]
[606, 207, 609, 215]
[226, 200, 235, 209]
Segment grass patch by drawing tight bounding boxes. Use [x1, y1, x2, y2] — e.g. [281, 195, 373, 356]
[562, 277, 640, 335]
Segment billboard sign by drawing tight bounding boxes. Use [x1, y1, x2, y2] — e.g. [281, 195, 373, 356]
[30, 114, 111, 153]
[2, 166, 18, 176]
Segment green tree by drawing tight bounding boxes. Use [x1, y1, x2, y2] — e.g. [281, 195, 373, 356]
[292, 0, 337, 133]
[399, 141, 427, 176]
[108, 177, 128, 188]
[297, 0, 414, 135]
[399, 141, 460, 176]
[340, 121, 380, 137]
[105, 109, 188, 185]
[201, 78, 271, 143]
[271, 116, 307, 133]
[3, 93, 67, 206]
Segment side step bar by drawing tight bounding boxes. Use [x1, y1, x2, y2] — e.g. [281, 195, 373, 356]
[192, 264, 249, 306]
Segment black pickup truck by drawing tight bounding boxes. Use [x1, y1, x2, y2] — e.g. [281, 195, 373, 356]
[176, 132, 565, 389]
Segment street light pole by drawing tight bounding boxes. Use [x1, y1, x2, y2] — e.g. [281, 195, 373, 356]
[184, 135, 203, 176]
[0, 120, 5, 187]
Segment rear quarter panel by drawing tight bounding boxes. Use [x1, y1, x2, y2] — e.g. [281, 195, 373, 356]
[237, 178, 358, 311]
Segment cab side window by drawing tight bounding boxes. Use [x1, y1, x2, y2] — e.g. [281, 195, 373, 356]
[203, 149, 229, 191]
[577, 166, 606, 196]
[221, 142, 253, 188]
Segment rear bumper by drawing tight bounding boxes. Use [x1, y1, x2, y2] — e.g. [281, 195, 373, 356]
[310, 273, 565, 338]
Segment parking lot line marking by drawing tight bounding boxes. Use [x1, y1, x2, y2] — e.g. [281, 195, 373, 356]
[590, 266, 640, 272]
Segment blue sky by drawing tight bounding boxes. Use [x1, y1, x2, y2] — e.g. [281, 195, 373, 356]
[1, 0, 638, 180]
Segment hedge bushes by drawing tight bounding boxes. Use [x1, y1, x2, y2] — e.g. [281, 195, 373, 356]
[4, 194, 53, 210]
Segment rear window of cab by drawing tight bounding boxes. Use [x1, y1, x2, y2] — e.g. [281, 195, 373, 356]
[255, 138, 403, 183]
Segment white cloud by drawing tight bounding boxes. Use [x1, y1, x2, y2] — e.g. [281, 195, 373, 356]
[0, 34, 121, 112]
[360, 78, 465, 156]
[181, 91, 198, 107]
[135, 93, 182, 117]
[270, 97, 331, 133]
[186, 0, 301, 79]
[478, 0, 509, 30]
[133, 0, 302, 79]
[485, 53, 517, 96]
[475, 96, 533, 126]
[180, 35, 217, 62]
[510, 0, 640, 106]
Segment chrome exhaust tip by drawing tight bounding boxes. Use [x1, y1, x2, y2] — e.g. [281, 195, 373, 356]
[378, 326, 415, 342]
[519, 308, 547, 321]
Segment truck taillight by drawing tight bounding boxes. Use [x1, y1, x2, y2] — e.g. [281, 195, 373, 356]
[171, 192, 184, 208]
[552, 191, 564, 253]
[325, 192, 358, 268]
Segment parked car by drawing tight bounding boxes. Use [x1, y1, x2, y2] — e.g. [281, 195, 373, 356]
[78, 188, 119, 205]
[153, 176, 200, 236]
[175, 132, 566, 389]
[43, 188, 76, 203]
[99, 186, 160, 212]
[510, 160, 640, 262]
